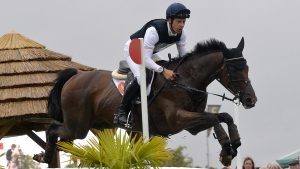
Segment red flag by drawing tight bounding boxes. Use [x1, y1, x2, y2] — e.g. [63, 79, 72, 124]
[0, 143, 3, 150]
[129, 38, 142, 64]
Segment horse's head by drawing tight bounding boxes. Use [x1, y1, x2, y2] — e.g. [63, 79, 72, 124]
[218, 37, 257, 109]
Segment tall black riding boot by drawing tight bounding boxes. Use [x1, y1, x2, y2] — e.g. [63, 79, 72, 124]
[113, 78, 140, 126]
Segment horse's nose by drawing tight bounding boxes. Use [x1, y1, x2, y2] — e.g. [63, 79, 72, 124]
[245, 97, 256, 108]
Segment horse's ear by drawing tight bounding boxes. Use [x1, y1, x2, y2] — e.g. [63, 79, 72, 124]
[237, 37, 244, 51]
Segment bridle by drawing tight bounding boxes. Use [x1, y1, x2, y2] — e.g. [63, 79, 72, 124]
[149, 54, 251, 105]
[219, 56, 251, 100]
[170, 56, 252, 104]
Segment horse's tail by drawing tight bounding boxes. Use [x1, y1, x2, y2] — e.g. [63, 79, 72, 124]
[48, 68, 78, 122]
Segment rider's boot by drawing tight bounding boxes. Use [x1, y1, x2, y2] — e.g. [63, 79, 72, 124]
[113, 78, 140, 126]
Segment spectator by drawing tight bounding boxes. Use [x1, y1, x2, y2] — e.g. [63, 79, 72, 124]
[6, 144, 16, 167]
[288, 159, 299, 169]
[243, 157, 255, 169]
[260, 162, 282, 169]
[7, 145, 21, 169]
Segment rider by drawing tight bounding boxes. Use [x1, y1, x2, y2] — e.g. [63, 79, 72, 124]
[113, 2, 191, 126]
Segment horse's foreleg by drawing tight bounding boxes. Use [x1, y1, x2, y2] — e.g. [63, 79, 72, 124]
[175, 110, 219, 132]
[213, 123, 235, 166]
[217, 113, 241, 157]
[176, 110, 233, 167]
[213, 124, 231, 147]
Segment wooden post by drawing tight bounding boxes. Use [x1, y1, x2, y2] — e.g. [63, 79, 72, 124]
[26, 130, 46, 149]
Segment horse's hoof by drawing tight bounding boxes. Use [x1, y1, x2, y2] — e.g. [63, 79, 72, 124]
[219, 146, 234, 166]
[219, 154, 233, 167]
[33, 151, 51, 164]
[33, 152, 45, 163]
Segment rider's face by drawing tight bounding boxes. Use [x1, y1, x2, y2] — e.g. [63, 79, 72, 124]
[169, 18, 186, 34]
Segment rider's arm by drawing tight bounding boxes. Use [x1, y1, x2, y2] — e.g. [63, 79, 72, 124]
[143, 27, 164, 73]
[143, 27, 176, 80]
[176, 30, 187, 57]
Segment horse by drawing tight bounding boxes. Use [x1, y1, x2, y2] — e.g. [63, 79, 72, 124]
[34, 37, 257, 166]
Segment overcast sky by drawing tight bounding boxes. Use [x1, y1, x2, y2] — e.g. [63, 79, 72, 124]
[1, 0, 300, 168]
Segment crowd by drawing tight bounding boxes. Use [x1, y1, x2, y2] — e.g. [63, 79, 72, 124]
[242, 156, 299, 169]
[222, 156, 298, 169]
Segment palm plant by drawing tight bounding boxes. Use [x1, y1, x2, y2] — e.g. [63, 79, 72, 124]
[57, 129, 172, 169]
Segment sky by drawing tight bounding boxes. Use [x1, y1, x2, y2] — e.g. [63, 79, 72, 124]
[0, 0, 300, 168]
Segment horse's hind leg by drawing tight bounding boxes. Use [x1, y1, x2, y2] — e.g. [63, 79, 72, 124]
[44, 122, 76, 163]
[217, 112, 241, 157]
[41, 121, 61, 163]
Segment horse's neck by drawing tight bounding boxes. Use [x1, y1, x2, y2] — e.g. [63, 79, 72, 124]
[182, 52, 224, 88]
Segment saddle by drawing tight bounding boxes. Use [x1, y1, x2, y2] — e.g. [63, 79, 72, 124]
[111, 60, 130, 80]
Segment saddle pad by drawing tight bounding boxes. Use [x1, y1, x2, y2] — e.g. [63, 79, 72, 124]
[112, 74, 154, 96]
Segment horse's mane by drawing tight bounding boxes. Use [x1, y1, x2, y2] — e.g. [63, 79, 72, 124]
[157, 39, 249, 70]
[170, 39, 227, 64]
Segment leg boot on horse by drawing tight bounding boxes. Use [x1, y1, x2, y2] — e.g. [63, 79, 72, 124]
[113, 78, 139, 127]
[218, 112, 241, 157]
[214, 124, 235, 167]
[228, 123, 241, 157]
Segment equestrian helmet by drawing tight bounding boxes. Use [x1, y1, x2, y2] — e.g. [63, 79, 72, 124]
[166, 3, 190, 19]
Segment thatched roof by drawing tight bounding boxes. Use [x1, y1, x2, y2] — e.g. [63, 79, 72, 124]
[0, 32, 94, 128]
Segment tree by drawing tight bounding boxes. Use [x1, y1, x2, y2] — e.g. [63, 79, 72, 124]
[64, 154, 79, 168]
[162, 146, 193, 167]
[19, 154, 41, 169]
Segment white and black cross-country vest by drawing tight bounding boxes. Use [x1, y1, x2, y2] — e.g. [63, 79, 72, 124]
[130, 19, 182, 53]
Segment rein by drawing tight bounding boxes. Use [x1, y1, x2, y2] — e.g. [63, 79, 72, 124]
[148, 53, 187, 106]
[170, 81, 239, 103]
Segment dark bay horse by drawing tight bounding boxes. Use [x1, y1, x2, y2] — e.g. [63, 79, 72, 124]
[35, 38, 257, 166]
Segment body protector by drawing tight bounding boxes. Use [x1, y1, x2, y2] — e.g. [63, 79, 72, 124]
[130, 19, 182, 53]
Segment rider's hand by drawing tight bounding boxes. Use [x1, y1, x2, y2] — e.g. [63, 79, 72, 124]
[162, 68, 177, 80]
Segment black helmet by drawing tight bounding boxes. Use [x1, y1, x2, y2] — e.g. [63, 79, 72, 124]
[166, 3, 190, 19]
